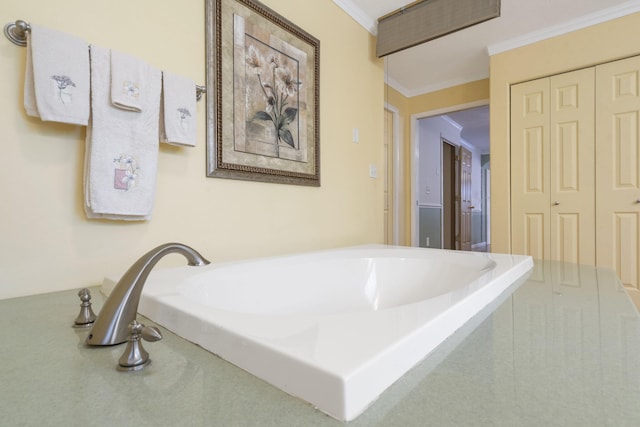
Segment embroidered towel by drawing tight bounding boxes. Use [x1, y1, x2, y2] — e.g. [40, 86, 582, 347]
[110, 49, 147, 112]
[24, 24, 90, 125]
[159, 71, 197, 147]
[84, 45, 161, 221]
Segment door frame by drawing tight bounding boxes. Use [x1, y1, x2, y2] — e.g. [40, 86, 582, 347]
[384, 102, 403, 245]
[410, 99, 488, 246]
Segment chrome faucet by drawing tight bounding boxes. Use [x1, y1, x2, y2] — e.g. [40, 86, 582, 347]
[86, 243, 210, 346]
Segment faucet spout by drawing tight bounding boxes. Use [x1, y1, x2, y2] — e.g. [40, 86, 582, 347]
[86, 243, 210, 346]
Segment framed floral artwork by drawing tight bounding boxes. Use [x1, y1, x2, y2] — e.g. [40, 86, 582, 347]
[205, 0, 320, 186]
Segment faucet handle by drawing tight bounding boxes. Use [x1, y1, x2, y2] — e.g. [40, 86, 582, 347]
[117, 320, 163, 372]
[140, 325, 162, 342]
[73, 288, 97, 328]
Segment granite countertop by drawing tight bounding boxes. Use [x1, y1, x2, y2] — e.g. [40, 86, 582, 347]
[1, 260, 640, 426]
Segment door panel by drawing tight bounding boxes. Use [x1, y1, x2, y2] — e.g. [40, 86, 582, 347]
[614, 213, 639, 286]
[556, 213, 579, 263]
[511, 78, 550, 259]
[596, 55, 640, 292]
[549, 69, 595, 265]
[525, 127, 545, 192]
[525, 213, 545, 260]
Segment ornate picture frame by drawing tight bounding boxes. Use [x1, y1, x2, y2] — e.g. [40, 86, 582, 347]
[205, 0, 320, 186]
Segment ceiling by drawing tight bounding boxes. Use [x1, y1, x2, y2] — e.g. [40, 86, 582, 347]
[334, 0, 640, 96]
[332, 0, 640, 152]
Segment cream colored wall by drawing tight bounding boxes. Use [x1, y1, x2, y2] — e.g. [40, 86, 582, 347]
[0, 0, 384, 300]
[490, 12, 640, 253]
[408, 79, 489, 114]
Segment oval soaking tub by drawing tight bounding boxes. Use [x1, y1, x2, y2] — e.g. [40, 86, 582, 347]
[137, 245, 533, 421]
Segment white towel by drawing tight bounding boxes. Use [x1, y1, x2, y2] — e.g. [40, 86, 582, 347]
[160, 71, 197, 147]
[84, 45, 161, 221]
[24, 24, 90, 125]
[110, 49, 148, 112]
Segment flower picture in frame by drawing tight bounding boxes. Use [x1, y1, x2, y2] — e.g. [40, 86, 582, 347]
[206, 0, 320, 186]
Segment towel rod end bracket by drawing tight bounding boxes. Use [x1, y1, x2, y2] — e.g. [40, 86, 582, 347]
[4, 20, 30, 47]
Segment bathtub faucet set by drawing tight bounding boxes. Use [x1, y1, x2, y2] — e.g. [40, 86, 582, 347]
[81, 243, 210, 371]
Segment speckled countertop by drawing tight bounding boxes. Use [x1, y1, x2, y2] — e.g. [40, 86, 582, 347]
[1, 260, 640, 426]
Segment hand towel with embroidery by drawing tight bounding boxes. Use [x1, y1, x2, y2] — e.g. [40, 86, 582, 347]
[159, 71, 197, 147]
[110, 49, 149, 112]
[24, 24, 90, 125]
[84, 45, 161, 220]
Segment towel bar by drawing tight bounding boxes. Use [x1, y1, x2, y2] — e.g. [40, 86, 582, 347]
[3, 19, 29, 47]
[4, 19, 206, 101]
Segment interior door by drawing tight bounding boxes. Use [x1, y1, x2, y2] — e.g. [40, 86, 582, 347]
[596, 55, 640, 299]
[458, 146, 472, 251]
[511, 77, 550, 259]
[549, 68, 596, 265]
[510, 68, 595, 264]
[443, 141, 456, 249]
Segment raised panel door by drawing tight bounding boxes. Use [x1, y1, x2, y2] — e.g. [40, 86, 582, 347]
[511, 78, 550, 259]
[459, 146, 472, 251]
[511, 69, 595, 265]
[596, 55, 640, 294]
[549, 69, 596, 265]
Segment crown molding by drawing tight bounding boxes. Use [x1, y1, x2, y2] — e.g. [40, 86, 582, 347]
[408, 72, 490, 98]
[384, 74, 412, 98]
[488, 0, 640, 55]
[386, 73, 492, 99]
[331, 0, 377, 34]
[441, 115, 464, 132]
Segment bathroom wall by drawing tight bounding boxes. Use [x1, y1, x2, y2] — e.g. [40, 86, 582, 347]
[490, 12, 640, 253]
[408, 79, 489, 114]
[0, 0, 384, 299]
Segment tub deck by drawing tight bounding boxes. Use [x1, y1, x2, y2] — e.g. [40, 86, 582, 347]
[138, 245, 533, 421]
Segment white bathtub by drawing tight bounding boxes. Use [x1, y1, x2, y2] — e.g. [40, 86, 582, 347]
[137, 245, 533, 421]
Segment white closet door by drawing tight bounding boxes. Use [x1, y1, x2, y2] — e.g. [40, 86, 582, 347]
[511, 68, 595, 265]
[511, 78, 550, 260]
[549, 68, 595, 266]
[596, 55, 640, 294]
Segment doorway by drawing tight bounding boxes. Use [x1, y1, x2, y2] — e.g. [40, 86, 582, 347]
[383, 104, 403, 245]
[412, 103, 489, 251]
